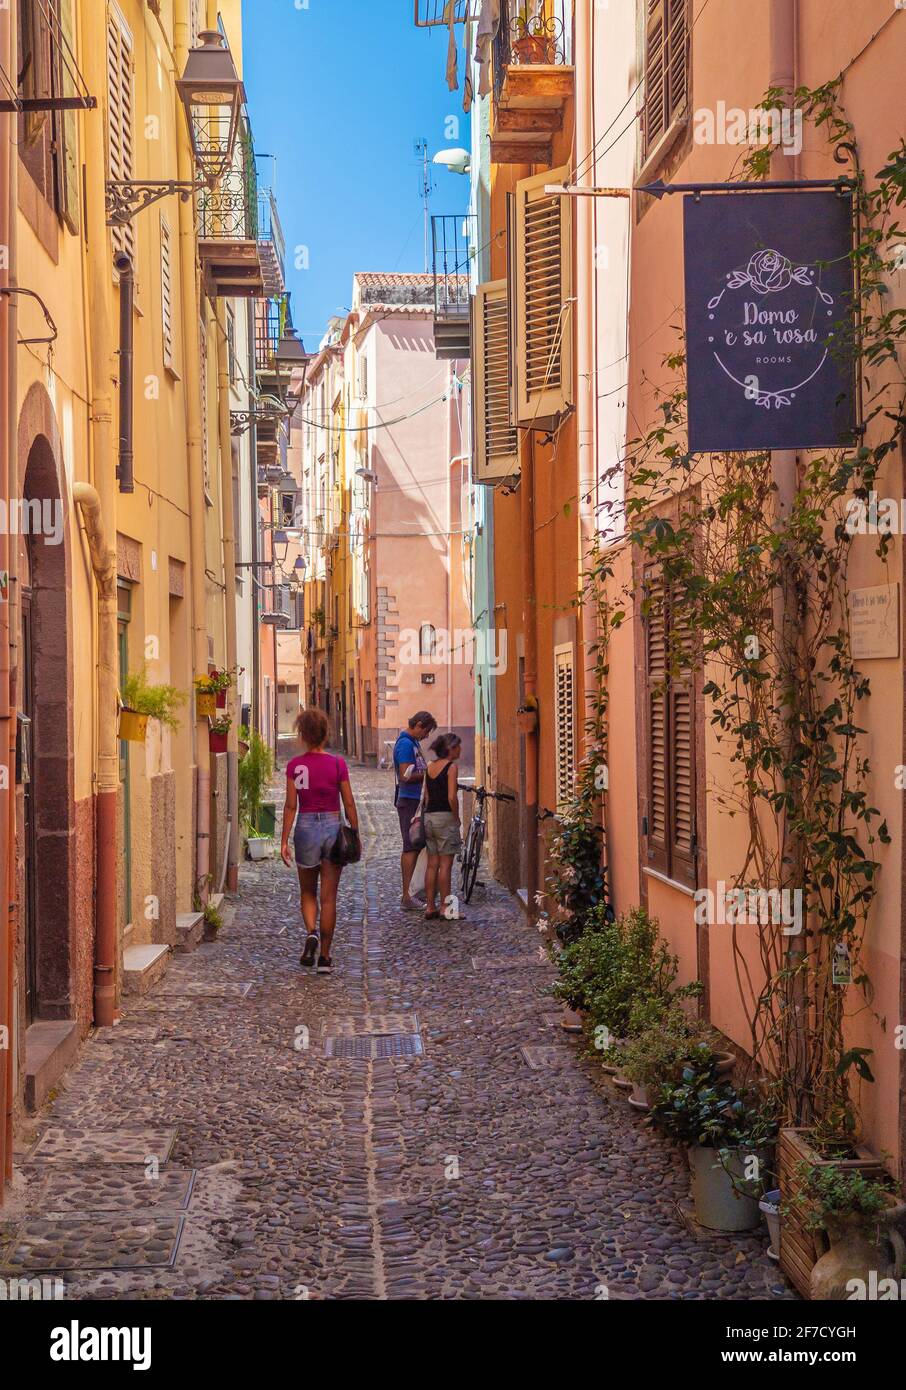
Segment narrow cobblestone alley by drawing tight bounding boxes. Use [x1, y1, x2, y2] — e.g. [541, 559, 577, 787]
[1, 769, 790, 1302]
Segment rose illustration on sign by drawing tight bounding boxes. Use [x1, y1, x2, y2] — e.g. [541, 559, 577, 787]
[706, 247, 836, 411]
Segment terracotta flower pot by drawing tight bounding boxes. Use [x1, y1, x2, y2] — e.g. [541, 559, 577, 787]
[119, 708, 149, 743]
[209, 730, 228, 753]
[517, 708, 538, 735]
[512, 34, 551, 64]
[196, 690, 216, 719]
[810, 1200, 906, 1300]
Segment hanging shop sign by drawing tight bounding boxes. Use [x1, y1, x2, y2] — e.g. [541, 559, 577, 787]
[684, 190, 856, 453]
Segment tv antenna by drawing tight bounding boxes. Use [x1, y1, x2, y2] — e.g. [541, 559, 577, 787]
[414, 137, 434, 274]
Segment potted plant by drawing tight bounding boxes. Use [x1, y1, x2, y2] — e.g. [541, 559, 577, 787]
[194, 674, 218, 719]
[759, 1188, 781, 1260]
[209, 714, 231, 753]
[787, 1166, 906, 1300]
[516, 695, 538, 734]
[202, 900, 224, 942]
[119, 669, 185, 743]
[652, 1052, 777, 1232]
[239, 727, 275, 858]
[512, 4, 554, 64]
[204, 665, 240, 709]
[621, 1003, 712, 1111]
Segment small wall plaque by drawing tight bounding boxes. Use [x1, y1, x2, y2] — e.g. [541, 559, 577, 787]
[849, 583, 899, 660]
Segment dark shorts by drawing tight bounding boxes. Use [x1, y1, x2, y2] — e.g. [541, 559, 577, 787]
[397, 798, 420, 853]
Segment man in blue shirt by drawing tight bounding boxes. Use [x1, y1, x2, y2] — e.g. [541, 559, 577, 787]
[393, 710, 437, 910]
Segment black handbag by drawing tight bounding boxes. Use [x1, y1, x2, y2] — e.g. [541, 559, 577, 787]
[328, 754, 361, 865]
[330, 823, 362, 866]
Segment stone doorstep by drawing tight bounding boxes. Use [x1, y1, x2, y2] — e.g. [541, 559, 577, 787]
[123, 944, 172, 997]
[175, 912, 204, 954]
[24, 1020, 80, 1115]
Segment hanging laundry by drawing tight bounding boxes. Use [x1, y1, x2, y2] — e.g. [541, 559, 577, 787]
[463, 12, 474, 112]
[475, 0, 501, 98]
[446, 0, 459, 91]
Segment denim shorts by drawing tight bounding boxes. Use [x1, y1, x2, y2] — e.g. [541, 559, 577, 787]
[294, 813, 341, 869]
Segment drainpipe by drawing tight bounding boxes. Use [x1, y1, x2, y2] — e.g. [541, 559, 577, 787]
[115, 253, 135, 494]
[247, 301, 261, 738]
[520, 430, 539, 919]
[73, 485, 118, 1027]
[215, 311, 240, 890]
[0, 0, 16, 1198]
[175, 6, 211, 898]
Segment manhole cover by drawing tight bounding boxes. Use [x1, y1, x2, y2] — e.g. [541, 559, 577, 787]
[26, 1165, 196, 1215]
[28, 1127, 178, 1166]
[1, 1214, 185, 1273]
[520, 1045, 571, 1070]
[324, 1034, 424, 1059]
[154, 981, 253, 998]
[323, 1014, 419, 1037]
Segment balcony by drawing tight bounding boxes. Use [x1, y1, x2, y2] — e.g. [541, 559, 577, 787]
[255, 296, 284, 375]
[257, 188, 286, 298]
[431, 215, 474, 361]
[413, 0, 474, 24]
[197, 121, 265, 298]
[490, 1, 574, 166]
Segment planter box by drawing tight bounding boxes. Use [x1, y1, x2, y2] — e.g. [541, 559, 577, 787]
[118, 708, 148, 744]
[196, 691, 217, 719]
[209, 731, 229, 753]
[247, 836, 274, 862]
[778, 1127, 885, 1299]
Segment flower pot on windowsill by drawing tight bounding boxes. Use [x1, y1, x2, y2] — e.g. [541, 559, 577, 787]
[516, 708, 538, 735]
[196, 690, 216, 719]
[119, 708, 149, 743]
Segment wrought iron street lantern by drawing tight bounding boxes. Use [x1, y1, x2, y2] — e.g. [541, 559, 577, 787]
[176, 30, 246, 186]
[274, 327, 308, 401]
[106, 30, 245, 226]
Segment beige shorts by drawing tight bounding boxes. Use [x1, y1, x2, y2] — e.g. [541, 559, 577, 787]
[424, 811, 462, 856]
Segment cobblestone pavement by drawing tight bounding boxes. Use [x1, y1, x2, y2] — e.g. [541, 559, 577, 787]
[1, 766, 793, 1301]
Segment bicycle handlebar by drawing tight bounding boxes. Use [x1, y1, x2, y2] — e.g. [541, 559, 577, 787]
[464, 785, 515, 803]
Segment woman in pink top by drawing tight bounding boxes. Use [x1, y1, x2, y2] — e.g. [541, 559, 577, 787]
[280, 708, 359, 974]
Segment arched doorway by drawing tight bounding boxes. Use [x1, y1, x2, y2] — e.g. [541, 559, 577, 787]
[20, 428, 75, 1025]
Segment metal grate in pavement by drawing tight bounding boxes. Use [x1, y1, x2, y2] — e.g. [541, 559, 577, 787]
[323, 1033, 424, 1060]
[520, 1045, 572, 1070]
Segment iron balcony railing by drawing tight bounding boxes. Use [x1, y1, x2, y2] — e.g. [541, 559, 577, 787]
[198, 116, 258, 241]
[255, 295, 286, 374]
[413, 0, 475, 26]
[432, 214, 475, 320]
[257, 187, 286, 296]
[493, 0, 571, 103]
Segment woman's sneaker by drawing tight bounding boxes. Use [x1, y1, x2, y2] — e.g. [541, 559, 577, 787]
[300, 934, 319, 968]
[316, 956, 333, 975]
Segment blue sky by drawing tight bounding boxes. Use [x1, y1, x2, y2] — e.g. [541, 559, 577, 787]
[242, 2, 471, 349]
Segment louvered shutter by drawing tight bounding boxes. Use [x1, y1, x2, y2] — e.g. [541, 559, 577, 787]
[160, 217, 174, 369]
[53, 0, 80, 233]
[473, 281, 519, 484]
[107, 6, 135, 261]
[644, 566, 669, 872]
[643, 0, 689, 161]
[190, 0, 202, 49]
[669, 588, 697, 884]
[554, 643, 576, 811]
[514, 165, 573, 426]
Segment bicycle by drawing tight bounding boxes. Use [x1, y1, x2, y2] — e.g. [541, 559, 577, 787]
[459, 784, 516, 903]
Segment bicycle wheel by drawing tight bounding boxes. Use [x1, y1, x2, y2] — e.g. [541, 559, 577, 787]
[460, 817, 485, 903]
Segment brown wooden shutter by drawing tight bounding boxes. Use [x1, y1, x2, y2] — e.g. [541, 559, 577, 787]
[53, 0, 80, 233]
[669, 591, 696, 884]
[514, 165, 573, 426]
[472, 280, 519, 484]
[643, 0, 689, 161]
[644, 566, 669, 872]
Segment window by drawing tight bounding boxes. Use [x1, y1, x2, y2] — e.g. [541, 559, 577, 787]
[189, 0, 202, 49]
[554, 643, 576, 811]
[17, 0, 79, 228]
[419, 624, 437, 659]
[160, 217, 174, 369]
[642, 0, 691, 162]
[513, 165, 573, 426]
[106, 4, 135, 261]
[55, 0, 80, 232]
[473, 281, 519, 484]
[642, 565, 697, 886]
